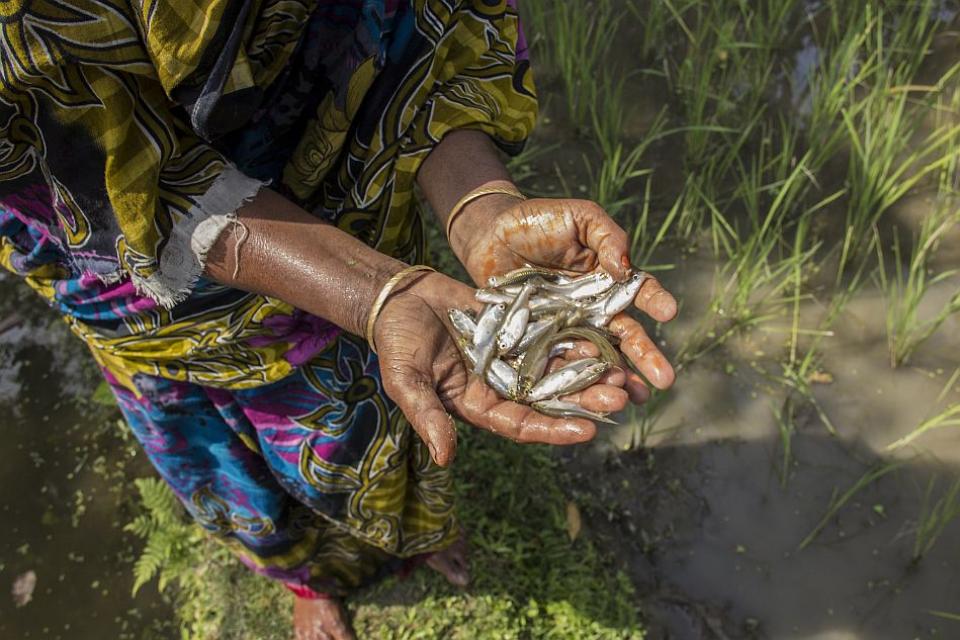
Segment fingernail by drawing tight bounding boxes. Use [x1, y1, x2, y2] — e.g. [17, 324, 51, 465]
[428, 441, 439, 461]
[620, 255, 632, 271]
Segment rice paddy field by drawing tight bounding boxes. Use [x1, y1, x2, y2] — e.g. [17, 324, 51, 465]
[3, 1, 960, 638]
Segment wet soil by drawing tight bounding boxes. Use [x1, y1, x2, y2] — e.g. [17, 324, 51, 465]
[560, 271, 960, 639]
[527, 4, 960, 637]
[0, 273, 172, 639]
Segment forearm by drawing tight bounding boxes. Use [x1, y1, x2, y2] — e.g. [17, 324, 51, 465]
[417, 130, 519, 264]
[204, 188, 406, 336]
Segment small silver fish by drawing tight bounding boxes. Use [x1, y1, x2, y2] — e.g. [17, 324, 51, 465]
[547, 340, 577, 358]
[487, 266, 569, 288]
[473, 303, 507, 347]
[496, 282, 534, 355]
[475, 289, 514, 305]
[448, 308, 477, 339]
[528, 293, 576, 314]
[510, 318, 556, 355]
[472, 303, 508, 375]
[540, 272, 616, 300]
[487, 357, 519, 399]
[531, 398, 617, 424]
[517, 323, 561, 395]
[526, 358, 611, 402]
[592, 271, 649, 325]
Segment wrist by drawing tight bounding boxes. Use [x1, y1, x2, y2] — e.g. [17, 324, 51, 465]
[450, 191, 521, 277]
[365, 265, 441, 352]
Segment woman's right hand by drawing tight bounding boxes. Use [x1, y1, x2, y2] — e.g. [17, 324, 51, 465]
[203, 189, 623, 467]
[373, 271, 625, 467]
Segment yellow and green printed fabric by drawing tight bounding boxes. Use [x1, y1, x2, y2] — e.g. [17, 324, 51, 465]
[0, 0, 537, 391]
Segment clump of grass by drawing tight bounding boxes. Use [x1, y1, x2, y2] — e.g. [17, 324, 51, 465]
[773, 396, 797, 487]
[676, 138, 836, 366]
[911, 474, 960, 563]
[549, 0, 617, 131]
[836, 77, 960, 280]
[624, 388, 673, 451]
[128, 430, 644, 639]
[880, 204, 960, 367]
[630, 175, 683, 269]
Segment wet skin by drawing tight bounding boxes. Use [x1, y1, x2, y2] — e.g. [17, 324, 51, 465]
[206, 129, 678, 637]
[419, 130, 679, 406]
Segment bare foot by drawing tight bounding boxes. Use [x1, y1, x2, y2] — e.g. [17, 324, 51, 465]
[426, 534, 471, 588]
[293, 596, 356, 640]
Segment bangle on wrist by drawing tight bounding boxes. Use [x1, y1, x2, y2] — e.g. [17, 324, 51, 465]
[365, 264, 436, 354]
[445, 182, 525, 239]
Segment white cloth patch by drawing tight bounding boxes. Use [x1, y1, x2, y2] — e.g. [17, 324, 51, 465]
[133, 166, 266, 308]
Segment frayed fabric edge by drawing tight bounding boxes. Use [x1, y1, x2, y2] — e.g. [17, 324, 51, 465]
[132, 167, 267, 308]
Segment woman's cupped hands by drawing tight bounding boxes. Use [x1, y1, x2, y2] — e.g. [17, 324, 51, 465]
[376, 198, 678, 467]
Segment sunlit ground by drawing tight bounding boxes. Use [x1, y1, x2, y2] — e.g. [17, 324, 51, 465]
[3, 1, 960, 639]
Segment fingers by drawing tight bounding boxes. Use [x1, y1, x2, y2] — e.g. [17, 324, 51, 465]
[623, 367, 651, 404]
[572, 201, 632, 281]
[553, 348, 649, 405]
[383, 367, 459, 466]
[558, 340, 600, 360]
[634, 274, 678, 323]
[608, 314, 675, 390]
[458, 377, 597, 444]
[559, 384, 628, 413]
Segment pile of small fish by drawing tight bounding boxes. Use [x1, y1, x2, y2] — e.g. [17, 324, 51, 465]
[448, 266, 647, 424]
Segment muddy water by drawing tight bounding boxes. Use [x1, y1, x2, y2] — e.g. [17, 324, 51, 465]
[525, 5, 960, 637]
[0, 273, 172, 639]
[556, 212, 960, 638]
[558, 248, 960, 639]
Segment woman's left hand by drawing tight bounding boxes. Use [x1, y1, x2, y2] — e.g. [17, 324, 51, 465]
[455, 197, 678, 400]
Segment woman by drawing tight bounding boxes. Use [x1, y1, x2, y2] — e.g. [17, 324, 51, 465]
[0, 1, 677, 637]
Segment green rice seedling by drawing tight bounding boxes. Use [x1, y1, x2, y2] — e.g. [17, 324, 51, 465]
[803, 17, 877, 173]
[586, 107, 674, 218]
[585, 150, 652, 220]
[929, 610, 960, 622]
[836, 78, 960, 280]
[663, 0, 781, 171]
[677, 113, 761, 240]
[590, 71, 630, 160]
[506, 139, 561, 189]
[885, 368, 960, 452]
[626, 388, 671, 451]
[882, 0, 938, 76]
[549, 0, 616, 131]
[798, 459, 907, 551]
[627, 0, 674, 61]
[886, 404, 960, 452]
[773, 396, 797, 487]
[911, 474, 960, 563]
[519, 0, 550, 59]
[630, 175, 682, 269]
[936, 88, 960, 193]
[805, 1, 940, 176]
[880, 205, 960, 367]
[769, 223, 868, 452]
[676, 134, 831, 367]
[732, 0, 801, 52]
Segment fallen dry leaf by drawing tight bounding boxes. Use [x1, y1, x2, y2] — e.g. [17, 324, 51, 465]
[12, 570, 36, 608]
[807, 370, 834, 385]
[565, 501, 582, 542]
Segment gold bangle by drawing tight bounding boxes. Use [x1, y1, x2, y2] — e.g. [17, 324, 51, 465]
[445, 183, 526, 239]
[365, 264, 436, 354]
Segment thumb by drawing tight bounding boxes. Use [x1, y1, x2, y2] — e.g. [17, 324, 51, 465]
[384, 367, 458, 466]
[575, 201, 632, 280]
